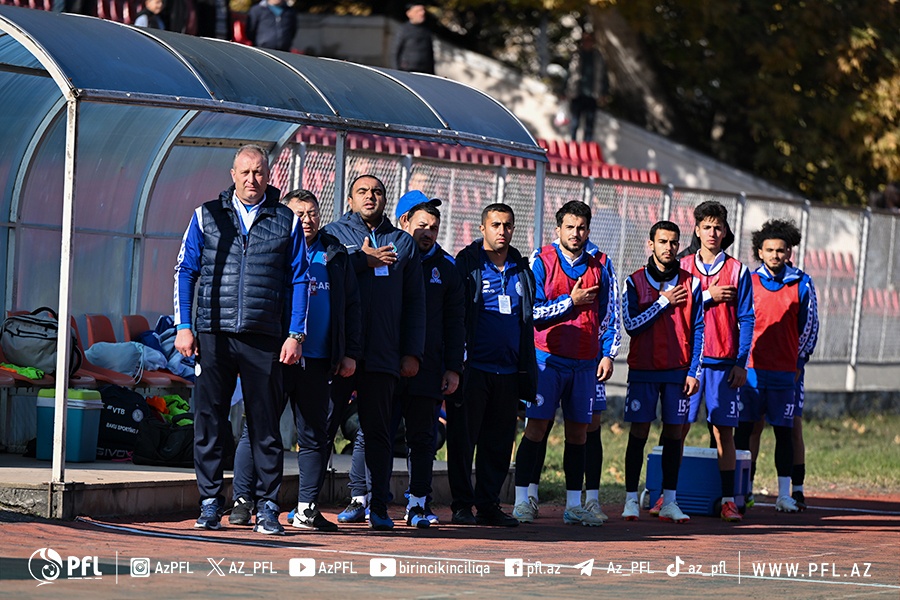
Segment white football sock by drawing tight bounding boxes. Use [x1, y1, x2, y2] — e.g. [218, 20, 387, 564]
[515, 486, 530, 506]
[778, 476, 791, 498]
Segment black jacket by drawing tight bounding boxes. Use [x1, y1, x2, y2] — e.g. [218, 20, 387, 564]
[196, 184, 296, 338]
[392, 21, 435, 73]
[134, 8, 165, 29]
[454, 239, 538, 402]
[247, 1, 297, 51]
[316, 230, 363, 372]
[322, 212, 426, 376]
[401, 244, 465, 400]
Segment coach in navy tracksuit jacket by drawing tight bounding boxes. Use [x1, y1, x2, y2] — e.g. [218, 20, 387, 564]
[410, 243, 465, 392]
[322, 174, 426, 527]
[395, 197, 465, 518]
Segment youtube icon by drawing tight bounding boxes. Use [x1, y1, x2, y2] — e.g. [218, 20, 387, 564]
[369, 558, 397, 577]
[289, 558, 316, 577]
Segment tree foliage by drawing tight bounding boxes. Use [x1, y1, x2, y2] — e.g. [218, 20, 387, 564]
[603, 1, 900, 204]
[298, 1, 898, 203]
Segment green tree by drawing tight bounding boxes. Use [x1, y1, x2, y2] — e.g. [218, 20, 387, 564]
[597, 1, 900, 204]
[292, 1, 900, 203]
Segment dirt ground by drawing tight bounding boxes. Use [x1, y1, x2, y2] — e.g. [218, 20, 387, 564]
[1, 492, 898, 599]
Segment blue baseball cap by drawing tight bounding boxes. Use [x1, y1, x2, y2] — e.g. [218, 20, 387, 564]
[395, 189, 442, 220]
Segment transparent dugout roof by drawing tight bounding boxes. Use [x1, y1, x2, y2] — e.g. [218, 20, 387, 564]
[0, 5, 543, 156]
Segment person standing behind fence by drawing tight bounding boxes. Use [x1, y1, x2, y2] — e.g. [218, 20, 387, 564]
[735, 219, 818, 514]
[174, 144, 309, 535]
[392, 3, 435, 74]
[621, 220, 703, 524]
[447, 203, 537, 528]
[247, 0, 297, 52]
[565, 33, 609, 142]
[195, 0, 231, 40]
[134, 0, 166, 29]
[323, 174, 426, 531]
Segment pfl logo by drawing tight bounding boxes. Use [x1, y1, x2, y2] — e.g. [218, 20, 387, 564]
[28, 548, 63, 586]
[28, 548, 103, 587]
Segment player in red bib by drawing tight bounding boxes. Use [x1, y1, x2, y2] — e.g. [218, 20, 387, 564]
[676, 201, 754, 522]
[512, 201, 617, 526]
[736, 219, 818, 513]
[621, 221, 704, 523]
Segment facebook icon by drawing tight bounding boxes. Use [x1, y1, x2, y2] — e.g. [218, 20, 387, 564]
[505, 558, 524, 577]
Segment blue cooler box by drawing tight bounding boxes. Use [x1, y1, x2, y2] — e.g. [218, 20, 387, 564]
[36, 389, 103, 462]
[645, 446, 751, 516]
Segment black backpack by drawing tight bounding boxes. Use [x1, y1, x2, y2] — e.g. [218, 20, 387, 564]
[96, 385, 150, 460]
[132, 413, 195, 468]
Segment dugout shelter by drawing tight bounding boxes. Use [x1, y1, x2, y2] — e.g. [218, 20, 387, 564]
[0, 5, 548, 491]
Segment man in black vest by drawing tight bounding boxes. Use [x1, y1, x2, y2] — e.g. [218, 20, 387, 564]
[174, 144, 309, 535]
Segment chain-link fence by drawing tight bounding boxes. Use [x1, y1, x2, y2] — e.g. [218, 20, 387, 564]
[285, 141, 900, 374]
[858, 212, 900, 363]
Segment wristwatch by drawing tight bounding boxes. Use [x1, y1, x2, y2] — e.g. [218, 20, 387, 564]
[288, 332, 306, 344]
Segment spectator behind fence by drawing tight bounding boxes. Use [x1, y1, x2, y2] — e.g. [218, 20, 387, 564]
[247, 0, 297, 52]
[883, 182, 900, 213]
[196, 0, 231, 39]
[56, 0, 95, 16]
[134, 0, 166, 29]
[163, 0, 197, 35]
[392, 3, 435, 74]
[174, 144, 309, 535]
[565, 33, 609, 142]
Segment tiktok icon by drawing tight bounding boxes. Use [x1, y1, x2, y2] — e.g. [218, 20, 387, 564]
[667, 555, 684, 577]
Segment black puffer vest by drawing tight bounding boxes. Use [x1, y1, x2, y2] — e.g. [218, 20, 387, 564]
[196, 186, 291, 337]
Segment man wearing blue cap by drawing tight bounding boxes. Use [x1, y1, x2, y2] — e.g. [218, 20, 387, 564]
[396, 191, 464, 526]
